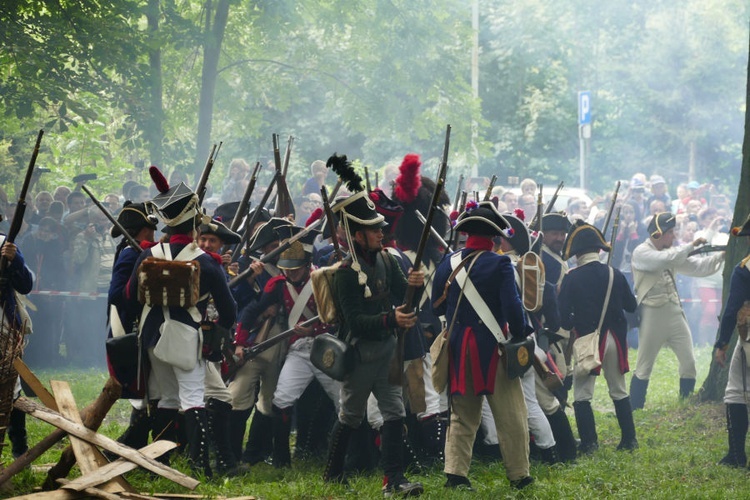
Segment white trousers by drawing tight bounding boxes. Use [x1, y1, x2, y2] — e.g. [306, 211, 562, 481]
[148, 348, 205, 410]
[574, 332, 628, 402]
[635, 302, 696, 380]
[272, 337, 341, 411]
[521, 365, 556, 449]
[724, 343, 750, 405]
[204, 361, 232, 404]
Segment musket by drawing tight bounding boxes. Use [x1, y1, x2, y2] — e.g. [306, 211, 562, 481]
[529, 184, 544, 232]
[544, 181, 564, 214]
[364, 166, 372, 193]
[606, 207, 621, 266]
[329, 179, 343, 199]
[453, 174, 464, 212]
[281, 136, 294, 177]
[0, 129, 43, 279]
[451, 191, 467, 251]
[230, 162, 261, 232]
[196, 142, 222, 205]
[230, 171, 281, 265]
[244, 315, 319, 360]
[321, 186, 342, 261]
[81, 185, 141, 252]
[483, 175, 497, 201]
[375, 172, 380, 190]
[688, 244, 728, 257]
[228, 215, 325, 287]
[415, 209, 452, 253]
[390, 124, 451, 385]
[601, 180, 621, 239]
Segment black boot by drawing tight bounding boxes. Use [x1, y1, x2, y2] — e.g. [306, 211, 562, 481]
[629, 376, 649, 410]
[242, 409, 273, 465]
[613, 397, 638, 451]
[117, 406, 153, 450]
[206, 398, 241, 476]
[229, 409, 251, 462]
[271, 405, 293, 468]
[417, 413, 445, 466]
[444, 473, 473, 490]
[719, 403, 748, 467]
[539, 445, 560, 464]
[381, 418, 423, 497]
[345, 420, 380, 474]
[323, 420, 354, 483]
[679, 378, 696, 399]
[151, 408, 180, 464]
[546, 408, 577, 462]
[8, 407, 28, 459]
[184, 408, 212, 478]
[573, 401, 598, 454]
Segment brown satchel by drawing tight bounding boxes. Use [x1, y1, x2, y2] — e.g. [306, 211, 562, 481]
[137, 243, 202, 308]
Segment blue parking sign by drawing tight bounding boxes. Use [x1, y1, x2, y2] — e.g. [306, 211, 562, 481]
[578, 91, 591, 125]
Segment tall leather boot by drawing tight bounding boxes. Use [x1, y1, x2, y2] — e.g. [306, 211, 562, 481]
[184, 408, 213, 478]
[8, 407, 28, 459]
[613, 397, 638, 450]
[271, 405, 293, 468]
[629, 376, 649, 410]
[229, 409, 251, 462]
[242, 409, 273, 465]
[323, 420, 354, 484]
[345, 420, 379, 474]
[719, 403, 748, 467]
[679, 378, 696, 399]
[380, 418, 423, 497]
[117, 406, 153, 450]
[206, 398, 240, 476]
[573, 401, 598, 454]
[417, 413, 445, 466]
[539, 445, 560, 464]
[546, 408, 577, 462]
[151, 408, 180, 464]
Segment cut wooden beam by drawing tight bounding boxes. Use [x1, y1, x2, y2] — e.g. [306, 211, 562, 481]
[57, 479, 122, 500]
[14, 397, 199, 490]
[50, 380, 132, 494]
[61, 441, 177, 492]
[13, 358, 58, 410]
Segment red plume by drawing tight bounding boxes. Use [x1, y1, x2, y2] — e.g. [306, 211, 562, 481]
[394, 154, 421, 204]
[306, 207, 324, 228]
[449, 210, 459, 221]
[149, 166, 170, 194]
[514, 208, 525, 221]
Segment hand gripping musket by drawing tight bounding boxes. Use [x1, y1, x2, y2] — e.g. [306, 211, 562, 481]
[0, 129, 43, 281]
[606, 207, 621, 266]
[601, 180, 621, 239]
[415, 209, 452, 253]
[196, 142, 222, 205]
[320, 186, 342, 261]
[227, 215, 325, 288]
[229, 170, 281, 265]
[81, 185, 141, 252]
[544, 181, 564, 214]
[389, 124, 451, 385]
[230, 162, 262, 232]
[483, 175, 497, 202]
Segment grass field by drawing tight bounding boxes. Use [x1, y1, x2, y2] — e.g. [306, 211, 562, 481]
[2, 345, 748, 499]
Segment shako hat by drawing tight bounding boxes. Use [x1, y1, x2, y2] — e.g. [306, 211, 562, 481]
[146, 166, 204, 231]
[647, 212, 677, 240]
[454, 200, 510, 237]
[111, 201, 158, 238]
[562, 220, 610, 260]
[276, 224, 319, 270]
[246, 217, 294, 254]
[199, 218, 241, 244]
[542, 212, 571, 232]
[732, 214, 750, 237]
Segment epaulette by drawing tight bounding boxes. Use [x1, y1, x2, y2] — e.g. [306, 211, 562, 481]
[740, 255, 750, 269]
[264, 274, 286, 293]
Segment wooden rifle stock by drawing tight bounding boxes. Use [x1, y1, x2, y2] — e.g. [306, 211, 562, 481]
[483, 175, 497, 201]
[607, 207, 621, 266]
[281, 136, 293, 177]
[451, 191, 467, 251]
[196, 142, 221, 205]
[529, 184, 544, 231]
[230, 162, 261, 232]
[544, 181, 564, 214]
[1, 129, 43, 277]
[602, 180, 621, 239]
[244, 315, 319, 360]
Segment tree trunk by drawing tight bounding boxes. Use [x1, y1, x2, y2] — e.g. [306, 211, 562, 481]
[146, 0, 164, 168]
[193, 0, 230, 183]
[698, 31, 750, 402]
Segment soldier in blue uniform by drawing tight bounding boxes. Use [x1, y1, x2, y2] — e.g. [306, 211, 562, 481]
[541, 212, 571, 291]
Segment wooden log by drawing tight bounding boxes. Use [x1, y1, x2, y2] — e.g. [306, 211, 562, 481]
[51, 381, 132, 494]
[61, 441, 177, 492]
[42, 377, 123, 491]
[14, 397, 199, 490]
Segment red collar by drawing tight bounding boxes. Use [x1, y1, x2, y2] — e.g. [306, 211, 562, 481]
[169, 234, 195, 245]
[465, 235, 494, 251]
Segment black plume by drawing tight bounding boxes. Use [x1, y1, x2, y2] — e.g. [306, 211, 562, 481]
[326, 153, 364, 193]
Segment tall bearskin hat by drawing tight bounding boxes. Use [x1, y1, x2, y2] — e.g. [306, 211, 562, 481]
[391, 154, 450, 265]
[562, 220, 610, 260]
[111, 201, 158, 238]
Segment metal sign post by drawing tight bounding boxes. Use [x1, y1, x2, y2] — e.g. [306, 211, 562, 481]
[578, 91, 592, 190]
